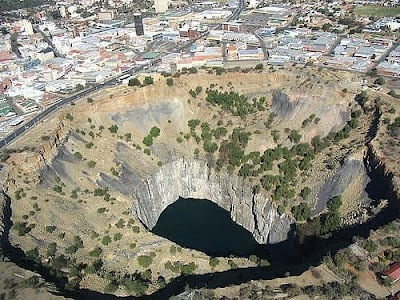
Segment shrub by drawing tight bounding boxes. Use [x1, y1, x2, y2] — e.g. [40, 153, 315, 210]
[166, 78, 173, 86]
[249, 255, 258, 263]
[209, 257, 220, 268]
[142, 136, 153, 147]
[65, 244, 78, 254]
[113, 233, 123, 241]
[374, 77, 385, 85]
[53, 186, 62, 193]
[47, 242, 57, 257]
[327, 195, 342, 213]
[289, 130, 301, 143]
[102, 236, 112, 246]
[301, 187, 311, 200]
[25, 248, 40, 263]
[128, 78, 141, 86]
[189, 67, 198, 74]
[115, 219, 125, 229]
[228, 259, 238, 269]
[89, 247, 102, 257]
[291, 203, 311, 221]
[137, 255, 153, 268]
[361, 240, 378, 253]
[73, 236, 84, 248]
[144, 76, 154, 85]
[45, 225, 56, 233]
[87, 160, 96, 168]
[108, 124, 118, 133]
[255, 63, 264, 70]
[74, 151, 83, 160]
[180, 262, 197, 275]
[104, 282, 119, 293]
[150, 126, 160, 137]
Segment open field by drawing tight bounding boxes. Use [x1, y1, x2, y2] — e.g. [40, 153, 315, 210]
[354, 6, 400, 17]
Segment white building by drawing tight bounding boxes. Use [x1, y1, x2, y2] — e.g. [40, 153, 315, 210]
[60, 6, 67, 18]
[155, 0, 168, 13]
[23, 20, 34, 35]
[249, 0, 258, 8]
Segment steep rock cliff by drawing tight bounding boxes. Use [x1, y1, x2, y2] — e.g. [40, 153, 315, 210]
[313, 155, 370, 215]
[98, 158, 292, 244]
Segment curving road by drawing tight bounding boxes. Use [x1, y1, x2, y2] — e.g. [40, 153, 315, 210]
[0, 0, 245, 150]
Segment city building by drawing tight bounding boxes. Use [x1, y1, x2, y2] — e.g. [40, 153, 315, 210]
[222, 21, 245, 33]
[134, 13, 144, 36]
[23, 20, 34, 35]
[249, 0, 258, 8]
[37, 48, 55, 62]
[98, 10, 115, 21]
[155, 0, 168, 13]
[60, 6, 67, 18]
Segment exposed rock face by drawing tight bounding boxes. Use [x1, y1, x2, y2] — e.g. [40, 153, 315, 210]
[272, 90, 306, 119]
[98, 158, 291, 244]
[313, 156, 370, 215]
[271, 90, 350, 141]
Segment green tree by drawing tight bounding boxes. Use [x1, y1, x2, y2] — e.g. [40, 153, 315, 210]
[289, 130, 301, 143]
[150, 126, 160, 137]
[291, 203, 311, 221]
[108, 124, 118, 133]
[128, 78, 141, 86]
[75, 84, 85, 91]
[355, 91, 368, 109]
[209, 257, 220, 268]
[301, 187, 311, 199]
[321, 213, 341, 234]
[89, 247, 102, 257]
[87, 160, 96, 168]
[144, 76, 154, 85]
[180, 262, 197, 275]
[137, 255, 153, 268]
[255, 63, 264, 70]
[142, 136, 153, 147]
[47, 242, 57, 257]
[374, 76, 385, 85]
[102, 236, 112, 246]
[327, 195, 342, 213]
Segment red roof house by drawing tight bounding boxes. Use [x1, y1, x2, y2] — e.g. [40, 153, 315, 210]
[383, 262, 400, 283]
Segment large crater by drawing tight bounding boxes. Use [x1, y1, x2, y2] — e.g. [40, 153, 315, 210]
[98, 157, 291, 244]
[1, 68, 367, 296]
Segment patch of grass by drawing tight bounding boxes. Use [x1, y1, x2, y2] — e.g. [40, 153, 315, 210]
[354, 6, 400, 17]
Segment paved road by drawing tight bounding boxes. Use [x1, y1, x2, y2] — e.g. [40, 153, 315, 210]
[253, 31, 268, 60]
[0, 0, 245, 150]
